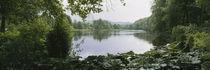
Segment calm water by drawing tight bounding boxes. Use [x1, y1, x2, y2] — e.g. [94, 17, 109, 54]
[72, 30, 155, 58]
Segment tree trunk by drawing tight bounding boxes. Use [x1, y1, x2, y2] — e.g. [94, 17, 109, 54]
[1, 15, 6, 32]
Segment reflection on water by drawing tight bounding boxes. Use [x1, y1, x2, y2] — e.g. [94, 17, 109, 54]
[134, 32, 156, 44]
[72, 30, 155, 58]
[93, 31, 112, 41]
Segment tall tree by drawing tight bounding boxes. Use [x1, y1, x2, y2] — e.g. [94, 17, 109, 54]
[151, 0, 167, 33]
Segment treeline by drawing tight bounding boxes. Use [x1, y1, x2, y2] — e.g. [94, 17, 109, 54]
[125, 17, 153, 32]
[72, 19, 121, 30]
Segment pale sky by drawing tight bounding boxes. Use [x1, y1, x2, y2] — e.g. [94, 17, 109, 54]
[64, 0, 153, 23]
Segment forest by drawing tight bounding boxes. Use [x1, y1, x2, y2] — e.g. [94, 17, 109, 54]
[0, 0, 210, 70]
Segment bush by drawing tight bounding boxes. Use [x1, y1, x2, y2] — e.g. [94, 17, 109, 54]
[152, 35, 168, 47]
[47, 22, 74, 58]
[172, 25, 187, 42]
[0, 21, 51, 69]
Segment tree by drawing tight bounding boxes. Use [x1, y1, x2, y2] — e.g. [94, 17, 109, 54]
[93, 19, 113, 29]
[150, 0, 209, 44]
[151, 0, 167, 33]
[113, 24, 120, 29]
[0, 0, 105, 32]
[0, 0, 43, 32]
[0, 0, 106, 59]
[0, 19, 51, 69]
[47, 20, 73, 58]
[131, 17, 152, 32]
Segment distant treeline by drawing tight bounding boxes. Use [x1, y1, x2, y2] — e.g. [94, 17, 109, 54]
[72, 19, 121, 30]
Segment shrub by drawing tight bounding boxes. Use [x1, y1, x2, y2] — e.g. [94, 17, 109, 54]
[0, 21, 51, 69]
[47, 22, 74, 58]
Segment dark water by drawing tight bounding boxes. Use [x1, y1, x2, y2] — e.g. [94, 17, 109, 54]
[72, 30, 155, 58]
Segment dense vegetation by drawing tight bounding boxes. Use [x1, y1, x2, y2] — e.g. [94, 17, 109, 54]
[0, 0, 210, 70]
[126, 0, 210, 69]
[72, 19, 121, 30]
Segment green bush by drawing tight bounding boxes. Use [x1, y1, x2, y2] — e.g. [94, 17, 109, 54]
[47, 22, 74, 58]
[0, 21, 51, 69]
[152, 35, 168, 47]
[172, 25, 187, 42]
[202, 61, 210, 70]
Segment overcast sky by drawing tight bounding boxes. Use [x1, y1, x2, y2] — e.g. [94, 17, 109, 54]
[64, 0, 153, 23]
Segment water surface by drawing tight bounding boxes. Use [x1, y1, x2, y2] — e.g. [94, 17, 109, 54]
[72, 30, 155, 58]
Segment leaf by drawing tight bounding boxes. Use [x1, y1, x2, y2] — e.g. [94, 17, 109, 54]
[201, 53, 210, 62]
[126, 51, 135, 55]
[202, 61, 210, 70]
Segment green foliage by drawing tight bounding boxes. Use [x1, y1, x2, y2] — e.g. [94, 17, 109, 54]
[128, 17, 153, 32]
[47, 22, 73, 58]
[112, 24, 120, 29]
[171, 24, 210, 52]
[201, 53, 210, 62]
[93, 19, 113, 29]
[0, 26, 207, 70]
[67, 0, 103, 20]
[0, 0, 105, 32]
[196, 0, 210, 15]
[0, 24, 19, 46]
[72, 21, 93, 29]
[172, 25, 187, 42]
[192, 32, 210, 48]
[202, 61, 210, 70]
[148, 0, 210, 46]
[172, 25, 197, 41]
[81, 55, 124, 70]
[67, 42, 202, 70]
[0, 0, 209, 69]
[152, 35, 168, 46]
[0, 21, 51, 69]
[0, 0, 127, 69]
